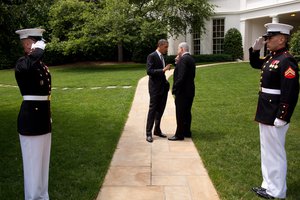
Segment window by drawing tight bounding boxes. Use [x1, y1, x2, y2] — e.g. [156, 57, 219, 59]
[193, 31, 201, 55]
[213, 18, 225, 54]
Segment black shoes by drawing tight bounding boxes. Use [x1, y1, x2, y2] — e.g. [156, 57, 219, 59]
[146, 131, 166, 143]
[252, 187, 266, 193]
[252, 187, 275, 199]
[154, 131, 167, 138]
[256, 190, 275, 199]
[168, 135, 184, 141]
[146, 135, 153, 143]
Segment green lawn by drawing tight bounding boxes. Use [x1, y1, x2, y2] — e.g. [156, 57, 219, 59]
[0, 64, 146, 200]
[0, 63, 299, 200]
[192, 62, 300, 200]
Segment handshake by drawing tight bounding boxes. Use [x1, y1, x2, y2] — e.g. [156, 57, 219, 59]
[31, 40, 46, 50]
[163, 64, 172, 72]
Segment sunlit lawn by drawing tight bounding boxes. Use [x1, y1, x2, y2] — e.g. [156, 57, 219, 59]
[0, 64, 146, 200]
[0, 62, 299, 199]
[192, 62, 300, 199]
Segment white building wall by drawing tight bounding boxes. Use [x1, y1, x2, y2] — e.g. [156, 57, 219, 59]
[210, 0, 240, 12]
[168, 0, 300, 60]
[200, 21, 213, 54]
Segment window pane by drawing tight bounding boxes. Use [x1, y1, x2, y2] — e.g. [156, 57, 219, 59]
[212, 18, 225, 54]
[193, 31, 201, 55]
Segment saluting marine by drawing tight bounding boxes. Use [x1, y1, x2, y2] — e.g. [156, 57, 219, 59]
[15, 28, 52, 200]
[249, 23, 299, 199]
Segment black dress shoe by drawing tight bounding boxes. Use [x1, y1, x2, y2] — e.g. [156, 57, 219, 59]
[146, 136, 153, 143]
[252, 186, 266, 193]
[184, 134, 192, 138]
[255, 189, 274, 199]
[168, 135, 184, 141]
[154, 132, 167, 138]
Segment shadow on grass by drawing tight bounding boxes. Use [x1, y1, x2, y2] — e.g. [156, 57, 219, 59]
[287, 179, 300, 199]
[51, 64, 145, 73]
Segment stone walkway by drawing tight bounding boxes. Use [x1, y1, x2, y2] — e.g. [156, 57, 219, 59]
[96, 69, 220, 200]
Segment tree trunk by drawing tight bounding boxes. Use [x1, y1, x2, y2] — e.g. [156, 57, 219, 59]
[118, 42, 123, 62]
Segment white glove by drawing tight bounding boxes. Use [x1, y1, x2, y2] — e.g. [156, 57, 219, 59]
[274, 118, 287, 127]
[31, 40, 46, 50]
[252, 37, 264, 51]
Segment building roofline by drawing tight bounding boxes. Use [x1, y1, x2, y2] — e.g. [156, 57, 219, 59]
[213, 0, 299, 16]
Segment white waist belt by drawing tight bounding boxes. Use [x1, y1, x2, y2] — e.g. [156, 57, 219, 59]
[23, 95, 51, 101]
[261, 87, 281, 95]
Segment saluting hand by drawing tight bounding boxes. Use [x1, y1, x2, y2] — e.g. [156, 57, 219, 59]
[31, 40, 46, 50]
[252, 37, 264, 51]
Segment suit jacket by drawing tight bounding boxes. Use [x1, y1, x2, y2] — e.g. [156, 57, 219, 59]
[172, 53, 196, 97]
[15, 48, 52, 135]
[147, 51, 169, 96]
[249, 47, 299, 125]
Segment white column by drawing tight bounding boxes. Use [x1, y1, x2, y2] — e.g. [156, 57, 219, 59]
[240, 0, 247, 10]
[185, 32, 193, 54]
[270, 15, 279, 23]
[167, 35, 175, 55]
[240, 19, 248, 60]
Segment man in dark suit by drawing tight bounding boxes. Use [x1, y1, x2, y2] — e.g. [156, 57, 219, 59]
[146, 39, 172, 143]
[15, 28, 52, 200]
[169, 42, 196, 141]
[249, 23, 299, 199]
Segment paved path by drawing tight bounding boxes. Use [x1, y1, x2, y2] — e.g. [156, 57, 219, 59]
[96, 68, 220, 200]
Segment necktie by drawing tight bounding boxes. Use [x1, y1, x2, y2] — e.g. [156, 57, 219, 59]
[160, 54, 165, 67]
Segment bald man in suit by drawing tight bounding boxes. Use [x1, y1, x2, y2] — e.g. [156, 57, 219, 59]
[169, 42, 195, 141]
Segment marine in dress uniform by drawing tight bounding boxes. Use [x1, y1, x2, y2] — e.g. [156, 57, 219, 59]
[249, 23, 299, 199]
[168, 42, 195, 141]
[145, 39, 172, 143]
[15, 28, 52, 200]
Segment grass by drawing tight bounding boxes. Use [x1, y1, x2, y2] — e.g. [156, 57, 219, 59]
[0, 64, 146, 200]
[192, 62, 300, 199]
[1, 62, 299, 199]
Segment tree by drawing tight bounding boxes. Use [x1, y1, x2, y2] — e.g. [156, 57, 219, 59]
[0, 0, 53, 69]
[1, 0, 215, 66]
[47, 0, 214, 63]
[97, 0, 136, 62]
[223, 28, 244, 60]
[97, 0, 215, 61]
[47, 0, 109, 63]
[290, 28, 300, 56]
[290, 28, 300, 63]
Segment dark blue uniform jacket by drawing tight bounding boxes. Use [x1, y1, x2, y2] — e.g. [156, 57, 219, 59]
[249, 47, 299, 125]
[15, 48, 51, 135]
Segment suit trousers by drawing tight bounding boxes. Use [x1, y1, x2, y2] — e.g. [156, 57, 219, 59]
[146, 88, 169, 135]
[19, 133, 51, 200]
[175, 94, 194, 138]
[259, 123, 289, 199]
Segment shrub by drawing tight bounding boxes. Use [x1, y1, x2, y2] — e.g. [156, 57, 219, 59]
[290, 28, 300, 57]
[294, 55, 300, 63]
[0, 52, 15, 69]
[223, 28, 244, 60]
[166, 54, 233, 64]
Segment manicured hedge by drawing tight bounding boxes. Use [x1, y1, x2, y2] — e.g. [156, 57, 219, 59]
[166, 54, 233, 64]
[294, 55, 300, 63]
